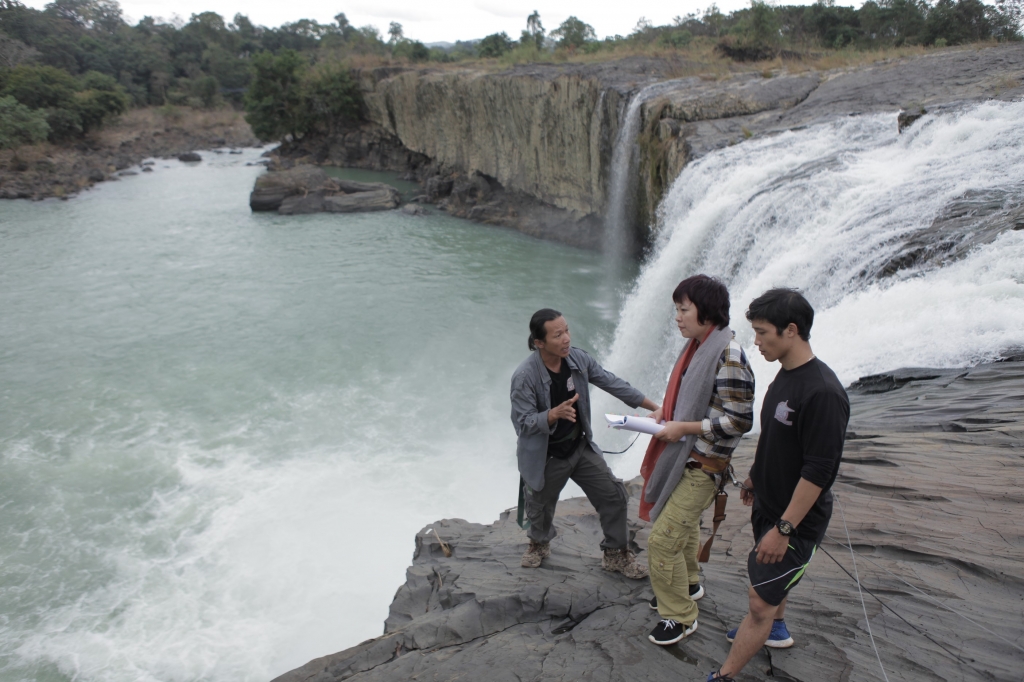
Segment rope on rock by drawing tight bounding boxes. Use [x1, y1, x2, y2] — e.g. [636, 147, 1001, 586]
[821, 493, 1013, 682]
[822, 532, 1024, 655]
[834, 492, 890, 682]
[818, 543, 988, 675]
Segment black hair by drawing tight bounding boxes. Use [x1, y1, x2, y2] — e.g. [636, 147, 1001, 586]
[745, 288, 814, 340]
[672, 274, 730, 328]
[528, 308, 562, 350]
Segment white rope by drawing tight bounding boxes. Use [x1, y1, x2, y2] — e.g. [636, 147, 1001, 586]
[835, 492, 891, 682]
[824, 533, 1024, 655]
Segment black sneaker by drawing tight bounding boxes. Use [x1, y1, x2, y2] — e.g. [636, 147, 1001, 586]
[649, 595, 658, 610]
[648, 618, 698, 645]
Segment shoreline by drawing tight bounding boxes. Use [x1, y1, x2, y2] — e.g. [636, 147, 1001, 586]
[0, 107, 260, 201]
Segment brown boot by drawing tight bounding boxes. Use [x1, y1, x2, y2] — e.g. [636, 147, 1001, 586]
[521, 541, 549, 568]
[602, 548, 649, 579]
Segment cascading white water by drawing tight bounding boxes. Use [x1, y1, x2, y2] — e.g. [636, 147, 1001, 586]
[602, 80, 685, 264]
[597, 100, 1024, 472]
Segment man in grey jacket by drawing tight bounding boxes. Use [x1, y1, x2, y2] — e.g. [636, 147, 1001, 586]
[510, 308, 660, 577]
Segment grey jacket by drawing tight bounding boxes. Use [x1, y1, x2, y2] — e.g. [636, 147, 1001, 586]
[510, 347, 647, 491]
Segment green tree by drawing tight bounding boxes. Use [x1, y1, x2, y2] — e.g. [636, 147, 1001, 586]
[190, 73, 219, 108]
[0, 93, 49, 147]
[243, 48, 307, 141]
[302, 61, 361, 135]
[551, 16, 596, 49]
[524, 10, 545, 49]
[746, 0, 782, 47]
[70, 70, 128, 133]
[924, 0, 992, 44]
[990, 0, 1024, 39]
[2, 63, 77, 108]
[477, 31, 513, 57]
[392, 39, 429, 61]
[704, 4, 726, 36]
[387, 21, 403, 44]
[527, 10, 542, 34]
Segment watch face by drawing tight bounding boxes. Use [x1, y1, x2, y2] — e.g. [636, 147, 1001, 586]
[777, 520, 794, 536]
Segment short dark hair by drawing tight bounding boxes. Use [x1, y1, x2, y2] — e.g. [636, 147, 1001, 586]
[672, 275, 730, 328]
[528, 308, 562, 350]
[745, 288, 814, 340]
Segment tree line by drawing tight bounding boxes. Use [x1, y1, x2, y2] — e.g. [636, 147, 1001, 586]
[1, 0, 1021, 149]
[472, 0, 1021, 60]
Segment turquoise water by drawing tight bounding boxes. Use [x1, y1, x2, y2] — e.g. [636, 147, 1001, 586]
[0, 150, 636, 682]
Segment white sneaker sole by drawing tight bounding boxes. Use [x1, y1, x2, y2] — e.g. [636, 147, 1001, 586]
[726, 632, 795, 648]
[648, 620, 698, 645]
[765, 637, 794, 648]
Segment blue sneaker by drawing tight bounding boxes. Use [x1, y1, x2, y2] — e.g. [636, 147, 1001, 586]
[707, 671, 735, 682]
[725, 619, 794, 648]
[766, 619, 794, 648]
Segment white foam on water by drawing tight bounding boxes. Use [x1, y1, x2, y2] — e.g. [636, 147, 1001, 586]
[598, 100, 1024, 459]
[12, 383, 519, 682]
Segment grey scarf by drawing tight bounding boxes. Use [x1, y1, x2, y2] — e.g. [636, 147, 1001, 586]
[644, 325, 734, 523]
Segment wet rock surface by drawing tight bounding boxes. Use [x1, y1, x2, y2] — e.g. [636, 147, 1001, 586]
[272, 360, 1024, 682]
[249, 165, 400, 214]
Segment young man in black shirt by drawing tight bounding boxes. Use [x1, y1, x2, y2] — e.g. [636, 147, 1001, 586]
[707, 289, 850, 682]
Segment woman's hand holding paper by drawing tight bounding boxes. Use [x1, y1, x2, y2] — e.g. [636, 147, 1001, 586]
[653, 421, 688, 443]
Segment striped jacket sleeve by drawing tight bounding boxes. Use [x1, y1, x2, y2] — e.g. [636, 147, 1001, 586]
[703, 342, 755, 441]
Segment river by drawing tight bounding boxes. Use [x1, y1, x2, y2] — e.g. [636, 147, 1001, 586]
[0, 151, 635, 682]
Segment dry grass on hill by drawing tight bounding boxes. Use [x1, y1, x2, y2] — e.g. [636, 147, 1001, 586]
[351, 38, 982, 82]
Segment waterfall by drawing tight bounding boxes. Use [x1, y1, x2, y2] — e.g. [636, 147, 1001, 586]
[597, 100, 1024, 465]
[602, 80, 685, 265]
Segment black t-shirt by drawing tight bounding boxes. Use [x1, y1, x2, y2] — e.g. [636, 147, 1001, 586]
[751, 358, 850, 542]
[547, 358, 582, 458]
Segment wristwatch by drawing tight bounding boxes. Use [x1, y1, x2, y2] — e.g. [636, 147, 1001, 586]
[775, 519, 795, 536]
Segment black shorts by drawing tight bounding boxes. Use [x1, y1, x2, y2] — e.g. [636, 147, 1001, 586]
[747, 508, 822, 607]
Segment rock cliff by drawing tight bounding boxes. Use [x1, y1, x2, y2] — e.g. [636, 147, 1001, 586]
[271, 360, 1024, 682]
[275, 44, 1024, 250]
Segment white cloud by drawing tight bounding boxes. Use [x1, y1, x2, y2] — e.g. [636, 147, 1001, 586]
[473, 0, 533, 20]
[19, 0, 781, 43]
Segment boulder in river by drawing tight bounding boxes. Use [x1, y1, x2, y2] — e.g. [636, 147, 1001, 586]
[250, 165, 400, 215]
[177, 152, 202, 162]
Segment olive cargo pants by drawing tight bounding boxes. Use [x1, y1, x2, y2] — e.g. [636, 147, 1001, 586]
[648, 467, 718, 624]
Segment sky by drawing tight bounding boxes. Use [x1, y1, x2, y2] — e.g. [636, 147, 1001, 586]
[20, 0, 803, 44]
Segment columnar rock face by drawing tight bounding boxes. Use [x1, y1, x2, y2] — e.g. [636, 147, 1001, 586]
[271, 360, 1024, 682]
[361, 70, 620, 217]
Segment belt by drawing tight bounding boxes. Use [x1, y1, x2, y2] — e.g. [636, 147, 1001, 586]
[686, 459, 721, 482]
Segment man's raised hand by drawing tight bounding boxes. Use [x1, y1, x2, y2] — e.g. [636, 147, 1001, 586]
[548, 394, 579, 425]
